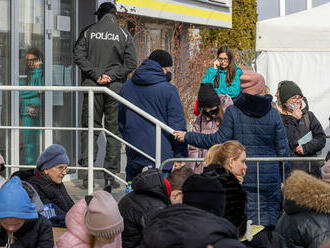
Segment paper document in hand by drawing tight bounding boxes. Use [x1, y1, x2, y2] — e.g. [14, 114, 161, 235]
[298, 131, 312, 146]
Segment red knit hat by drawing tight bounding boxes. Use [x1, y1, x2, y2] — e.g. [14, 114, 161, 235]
[164, 179, 171, 197]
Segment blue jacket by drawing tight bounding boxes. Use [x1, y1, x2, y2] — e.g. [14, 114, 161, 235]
[119, 59, 188, 170]
[202, 64, 242, 98]
[185, 93, 290, 227]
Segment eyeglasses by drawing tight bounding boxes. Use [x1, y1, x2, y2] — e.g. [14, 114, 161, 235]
[218, 58, 229, 62]
[55, 165, 68, 173]
[26, 58, 38, 62]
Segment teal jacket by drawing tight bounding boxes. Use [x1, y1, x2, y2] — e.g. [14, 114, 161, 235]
[202, 64, 242, 98]
[19, 68, 44, 115]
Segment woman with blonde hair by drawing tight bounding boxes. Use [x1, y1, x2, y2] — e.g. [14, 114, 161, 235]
[203, 141, 247, 237]
[204, 141, 271, 247]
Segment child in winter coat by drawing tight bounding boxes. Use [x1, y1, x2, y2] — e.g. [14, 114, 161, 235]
[56, 190, 123, 248]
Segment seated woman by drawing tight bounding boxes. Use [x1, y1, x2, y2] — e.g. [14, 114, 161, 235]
[29, 144, 74, 226]
[56, 190, 123, 248]
[0, 176, 53, 247]
[203, 141, 271, 247]
[203, 141, 247, 236]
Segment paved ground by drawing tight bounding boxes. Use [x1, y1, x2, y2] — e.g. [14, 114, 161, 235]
[64, 173, 127, 203]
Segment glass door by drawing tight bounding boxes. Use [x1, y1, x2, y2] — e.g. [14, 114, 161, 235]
[52, 0, 77, 167]
[0, 0, 11, 170]
[12, 0, 77, 167]
[18, 0, 45, 165]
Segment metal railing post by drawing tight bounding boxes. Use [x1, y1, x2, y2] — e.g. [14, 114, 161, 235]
[257, 161, 260, 225]
[88, 90, 94, 194]
[155, 124, 161, 168]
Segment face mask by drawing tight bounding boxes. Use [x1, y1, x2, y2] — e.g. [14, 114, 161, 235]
[286, 103, 301, 111]
[165, 71, 172, 82]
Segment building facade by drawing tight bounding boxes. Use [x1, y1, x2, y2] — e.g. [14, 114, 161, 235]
[0, 0, 231, 170]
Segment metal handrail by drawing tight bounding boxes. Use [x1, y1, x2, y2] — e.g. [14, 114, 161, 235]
[160, 156, 326, 169]
[162, 156, 325, 225]
[5, 164, 127, 186]
[0, 86, 175, 193]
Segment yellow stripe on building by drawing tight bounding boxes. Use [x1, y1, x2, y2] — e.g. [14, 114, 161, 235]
[117, 0, 232, 22]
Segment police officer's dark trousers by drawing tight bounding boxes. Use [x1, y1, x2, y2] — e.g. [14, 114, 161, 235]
[80, 81, 122, 181]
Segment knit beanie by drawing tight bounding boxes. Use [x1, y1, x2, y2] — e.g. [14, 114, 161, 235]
[197, 83, 220, 109]
[85, 191, 124, 239]
[183, 174, 225, 217]
[279, 80, 303, 104]
[149, 49, 173, 67]
[0, 154, 4, 165]
[94, 1, 116, 15]
[240, 71, 265, 95]
[0, 176, 38, 219]
[36, 144, 70, 171]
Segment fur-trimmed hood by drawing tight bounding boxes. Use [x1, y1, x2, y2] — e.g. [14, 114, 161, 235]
[284, 170, 330, 214]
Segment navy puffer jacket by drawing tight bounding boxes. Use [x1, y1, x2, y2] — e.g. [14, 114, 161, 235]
[119, 59, 187, 170]
[185, 93, 290, 226]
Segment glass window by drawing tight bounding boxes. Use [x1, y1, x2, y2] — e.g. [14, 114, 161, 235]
[286, 0, 307, 15]
[313, 0, 330, 7]
[256, 0, 280, 21]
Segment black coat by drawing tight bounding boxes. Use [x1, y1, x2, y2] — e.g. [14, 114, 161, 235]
[118, 169, 170, 248]
[0, 215, 53, 248]
[281, 109, 326, 176]
[204, 164, 247, 237]
[272, 170, 330, 248]
[74, 13, 137, 85]
[138, 204, 246, 248]
[29, 172, 74, 217]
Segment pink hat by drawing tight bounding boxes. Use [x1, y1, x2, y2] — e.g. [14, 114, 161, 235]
[85, 191, 124, 239]
[0, 154, 4, 164]
[240, 71, 265, 95]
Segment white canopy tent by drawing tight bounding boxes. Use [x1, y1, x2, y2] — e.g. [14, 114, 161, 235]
[256, 2, 330, 131]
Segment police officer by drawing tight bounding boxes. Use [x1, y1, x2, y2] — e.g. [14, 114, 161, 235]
[74, 1, 137, 188]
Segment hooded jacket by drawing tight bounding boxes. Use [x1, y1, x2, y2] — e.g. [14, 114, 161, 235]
[0, 215, 53, 248]
[202, 64, 242, 98]
[74, 13, 137, 86]
[55, 198, 122, 248]
[118, 59, 188, 170]
[277, 102, 326, 176]
[185, 93, 290, 227]
[118, 169, 170, 248]
[137, 204, 245, 248]
[189, 94, 233, 173]
[272, 170, 330, 248]
[0, 176, 53, 248]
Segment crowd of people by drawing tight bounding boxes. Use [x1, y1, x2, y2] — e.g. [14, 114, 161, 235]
[1, 1, 330, 248]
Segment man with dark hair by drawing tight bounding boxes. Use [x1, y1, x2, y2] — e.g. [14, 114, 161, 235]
[74, 1, 137, 188]
[167, 167, 194, 204]
[118, 49, 188, 182]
